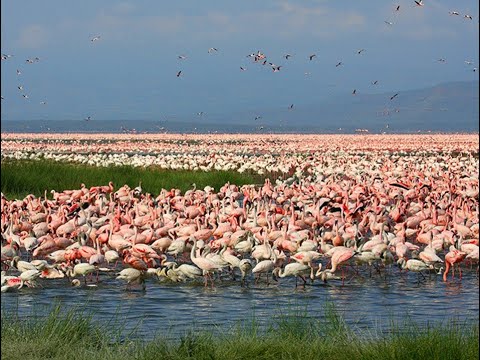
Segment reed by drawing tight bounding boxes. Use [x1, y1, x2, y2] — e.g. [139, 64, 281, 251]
[1, 159, 266, 200]
[2, 303, 478, 360]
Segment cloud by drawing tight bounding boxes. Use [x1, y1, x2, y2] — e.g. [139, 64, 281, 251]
[16, 24, 49, 49]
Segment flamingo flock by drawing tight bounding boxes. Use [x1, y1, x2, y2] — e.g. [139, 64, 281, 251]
[1, 134, 479, 292]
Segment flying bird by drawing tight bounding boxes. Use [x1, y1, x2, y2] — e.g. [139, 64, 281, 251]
[449, 11, 460, 15]
[414, 0, 424, 7]
[352, 89, 357, 95]
[240, 66, 247, 71]
[396, 5, 400, 11]
[372, 80, 378, 85]
[284, 54, 293, 60]
[22, 94, 29, 99]
[464, 14, 473, 20]
[17, 85, 23, 91]
[437, 58, 446, 63]
[465, 60, 474, 65]
[309, 54, 316, 61]
[357, 49, 365, 54]
[1, 54, 13, 60]
[271, 64, 282, 72]
[335, 62, 343, 67]
[16, 69, 21, 75]
[208, 47, 218, 53]
[385, 21, 394, 26]
[40, 101, 47, 105]
[84, 116, 92, 121]
[176, 71, 182, 77]
[255, 116, 262, 120]
[178, 55, 187, 60]
[197, 112, 204, 116]
[90, 35, 101, 42]
[289, 104, 294, 109]
[390, 93, 399, 100]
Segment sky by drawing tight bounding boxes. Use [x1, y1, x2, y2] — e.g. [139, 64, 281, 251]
[1, 1, 478, 123]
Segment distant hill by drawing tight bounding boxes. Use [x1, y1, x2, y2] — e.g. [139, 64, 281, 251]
[2, 81, 478, 133]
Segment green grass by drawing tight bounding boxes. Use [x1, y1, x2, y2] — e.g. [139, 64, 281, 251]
[1, 159, 267, 200]
[1, 303, 478, 360]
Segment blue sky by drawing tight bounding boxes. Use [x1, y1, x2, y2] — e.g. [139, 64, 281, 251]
[1, 1, 478, 122]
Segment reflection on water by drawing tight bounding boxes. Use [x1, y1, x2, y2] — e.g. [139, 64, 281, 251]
[2, 271, 478, 340]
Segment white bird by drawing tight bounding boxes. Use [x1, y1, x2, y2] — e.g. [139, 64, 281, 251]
[464, 14, 473, 20]
[91, 35, 101, 42]
[240, 66, 247, 71]
[18, 85, 23, 91]
[208, 47, 218, 53]
[178, 55, 187, 60]
[385, 21, 394, 26]
[397, 258, 430, 272]
[449, 11, 459, 16]
[22, 94, 29, 99]
[273, 263, 313, 287]
[16, 69, 21, 75]
[116, 268, 145, 290]
[40, 101, 47, 105]
[66, 263, 96, 284]
[239, 258, 253, 286]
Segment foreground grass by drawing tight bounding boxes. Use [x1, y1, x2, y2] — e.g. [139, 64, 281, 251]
[1, 159, 267, 200]
[1, 304, 478, 360]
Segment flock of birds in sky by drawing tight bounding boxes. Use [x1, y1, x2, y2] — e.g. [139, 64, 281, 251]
[1, 1, 478, 131]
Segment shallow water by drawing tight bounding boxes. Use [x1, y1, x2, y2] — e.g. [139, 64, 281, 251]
[2, 267, 478, 340]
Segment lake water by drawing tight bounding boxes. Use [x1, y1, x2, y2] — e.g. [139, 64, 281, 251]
[2, 266, 478, 340]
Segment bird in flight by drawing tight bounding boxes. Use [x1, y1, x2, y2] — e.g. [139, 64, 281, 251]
[16, 69, 21, 75]
[176, 71, 182, 77]
[414, 0, 424, 7]
[255, 115, 262, 120]
[465, 60, 474, 65]
[372, 80, 378, 85]
[449, 11, 460, 15]
[288, 104, 294, 110]
[464, 14, 473, 20]
[437, 58, 446, 63]
[84, 116, 92, 121]
[270, 64, 282, 72]
[309, 54, 317, 61]
[40, 101, 47, 105]
[396, 5, 400, 11]
[284, 54, 293, 60]
[240, 66, 247, 71]
[335, 61, 343, 67]
[390, 93, 399, 100]
[90, 35, 101, 42]
[178, 55, 187, 60]
[352, 89, 357, 95]
[197, 112, 204, 116]
[22, 94, 29, 99]
[1, 54, 13, 60]
[357, 49, 365, 54]
[208, 47, 218, 53]
[385, 21, 394, 26]
[17, 85, 24, 91]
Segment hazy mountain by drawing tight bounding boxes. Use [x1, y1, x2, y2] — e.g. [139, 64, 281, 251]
[2, 81, 478, 133]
